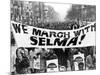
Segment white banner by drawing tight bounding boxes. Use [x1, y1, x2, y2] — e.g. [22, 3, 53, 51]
[11, 21, 96, 48]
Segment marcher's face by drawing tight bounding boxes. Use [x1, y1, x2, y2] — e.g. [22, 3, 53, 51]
[24, 49, 28, 56]
[17, 50, 22, 59]
[50, 50, 53, 54]
[18, 48, 25, 57]
[79, 65, 84, 70]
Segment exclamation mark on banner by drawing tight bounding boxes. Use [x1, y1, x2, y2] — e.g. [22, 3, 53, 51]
[79, 34, 86, 44]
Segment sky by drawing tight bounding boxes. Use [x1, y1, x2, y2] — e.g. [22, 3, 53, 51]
[45, 3, 72, 22]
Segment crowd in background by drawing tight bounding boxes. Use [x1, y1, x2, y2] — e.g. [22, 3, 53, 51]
[11, 0, 95, 30]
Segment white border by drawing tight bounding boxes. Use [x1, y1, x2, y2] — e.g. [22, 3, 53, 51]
[0, 0, 98, 75]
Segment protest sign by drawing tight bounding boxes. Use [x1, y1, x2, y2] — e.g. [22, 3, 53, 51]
[73, 53, 85, 70]
[34, 57, 40, 70]
[46, 59, 59, 72]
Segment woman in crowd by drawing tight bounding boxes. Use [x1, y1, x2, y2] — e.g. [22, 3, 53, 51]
[14, 47, 30, 74]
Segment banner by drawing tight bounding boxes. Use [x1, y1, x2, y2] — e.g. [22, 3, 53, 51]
[11, 21, 96, 48]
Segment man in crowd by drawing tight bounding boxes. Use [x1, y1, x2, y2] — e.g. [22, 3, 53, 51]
[46, 49, 57, 60]
[86, 48, 95, 70]
[29, 49, 35, 73]
[40, 48, 48, 73]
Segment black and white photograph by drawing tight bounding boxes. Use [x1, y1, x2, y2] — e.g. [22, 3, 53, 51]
[10, 0, 96, 74]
